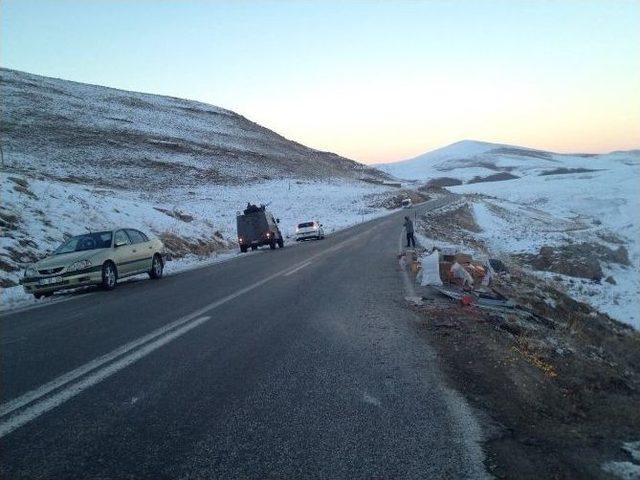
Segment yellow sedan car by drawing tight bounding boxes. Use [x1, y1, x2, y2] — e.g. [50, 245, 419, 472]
[20, 228, 165, 299]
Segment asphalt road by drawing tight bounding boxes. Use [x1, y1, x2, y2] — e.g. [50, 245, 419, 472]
[0, 197, 487, 479]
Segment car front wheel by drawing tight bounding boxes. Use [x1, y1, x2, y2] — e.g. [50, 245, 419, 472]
[101, 261, 118, 290]
[149, 254, 163, 279]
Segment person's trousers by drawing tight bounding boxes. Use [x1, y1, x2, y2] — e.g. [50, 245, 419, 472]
[406, 232, 415, 248]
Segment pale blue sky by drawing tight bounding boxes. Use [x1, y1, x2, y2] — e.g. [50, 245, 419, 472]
[2, 0, 639, 163]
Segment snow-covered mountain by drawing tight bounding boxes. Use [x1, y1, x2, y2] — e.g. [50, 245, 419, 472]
[377, 139, 638, 185]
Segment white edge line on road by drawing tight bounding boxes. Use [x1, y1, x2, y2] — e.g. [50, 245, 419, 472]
[284, 261, 312, 276]
[0, 315, 212, 438]
[0, 260, 305, 421]
[0, 227, 379, 437]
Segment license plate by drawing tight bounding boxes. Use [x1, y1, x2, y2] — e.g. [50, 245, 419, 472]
[39, 276, 62, 286]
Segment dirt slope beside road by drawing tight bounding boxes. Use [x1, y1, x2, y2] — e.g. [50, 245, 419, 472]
[413, 276, 640, 479]
[409, 196, 640, 478]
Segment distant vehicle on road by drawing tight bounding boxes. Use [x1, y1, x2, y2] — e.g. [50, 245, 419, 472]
[237, 204, 284, 252]
[20, 228, 165, 299]
[401, 198, 413, 209]
[296, 221, 325, 241]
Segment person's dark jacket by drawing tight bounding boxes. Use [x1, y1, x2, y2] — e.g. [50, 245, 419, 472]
[404, 218, 414, 234]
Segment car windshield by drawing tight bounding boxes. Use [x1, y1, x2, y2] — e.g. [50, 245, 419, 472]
[298, 222, 315, 228]
[54, 231, 113, 254]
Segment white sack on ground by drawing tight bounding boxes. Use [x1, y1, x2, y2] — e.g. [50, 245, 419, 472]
[451, 262, 473, 287]
[420, 252, 443, 286]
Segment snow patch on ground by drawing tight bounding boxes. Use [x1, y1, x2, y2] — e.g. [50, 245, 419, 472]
[624, 442, 640, 463]
[602, 461, 640, 480]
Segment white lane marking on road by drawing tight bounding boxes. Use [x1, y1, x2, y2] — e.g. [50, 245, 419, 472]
[0, 315, 211, 438]
[284, 261, 312, 276]
[0, 259, 309, 423]
[0, 229, 381, 437]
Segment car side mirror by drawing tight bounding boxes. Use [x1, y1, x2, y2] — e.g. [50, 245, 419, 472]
[114, 239, 127, 247]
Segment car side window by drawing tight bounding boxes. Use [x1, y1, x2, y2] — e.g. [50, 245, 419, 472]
[114, 230, 130, 246]
[126, 229, 146, 244]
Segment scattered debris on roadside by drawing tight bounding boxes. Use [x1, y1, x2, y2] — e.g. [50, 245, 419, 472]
[411, 267, 640, 479]
[400, 196, 640, 479]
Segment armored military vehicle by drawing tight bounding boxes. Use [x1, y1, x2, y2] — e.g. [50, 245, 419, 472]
[236, 204, 284, 253]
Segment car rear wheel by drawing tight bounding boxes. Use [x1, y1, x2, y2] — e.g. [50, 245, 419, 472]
[269, 240, 276, 250]
[251, 245, 257, 251]
[277, 238, 284, 248]
[101, 262, 118, 290]
[149, 254, 163, 279]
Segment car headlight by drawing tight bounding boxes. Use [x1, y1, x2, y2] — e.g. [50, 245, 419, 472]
[25, 266, 38, 277]
[68, 259, 92, 272]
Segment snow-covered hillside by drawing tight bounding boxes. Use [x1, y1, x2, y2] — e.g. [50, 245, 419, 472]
[378, 139, 637, 185]
[0, 68, 387, 186]
[0, 69, 398, 296]
[452, 162, 640, 328]
[392, 140, 640, 328]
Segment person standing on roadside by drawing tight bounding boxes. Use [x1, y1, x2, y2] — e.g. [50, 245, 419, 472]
[404, 216, 416, 248]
